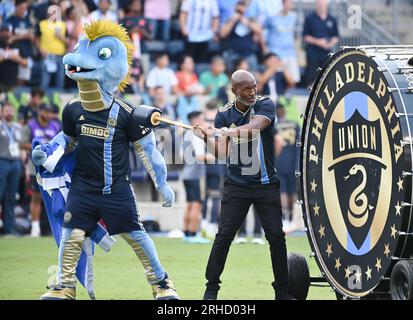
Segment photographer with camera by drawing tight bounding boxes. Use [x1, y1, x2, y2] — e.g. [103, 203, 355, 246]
[219, 0, 262, 72]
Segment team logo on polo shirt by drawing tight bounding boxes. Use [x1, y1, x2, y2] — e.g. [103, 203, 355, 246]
[301, 50, 404, 298]
[229, 123, 259, 144]
[107, 117, 117, 127]
[64, 211, 72, 223]
[81, 124, 110, 139]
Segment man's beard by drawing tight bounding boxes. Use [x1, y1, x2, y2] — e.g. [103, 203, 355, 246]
[237, 95, 257, 107]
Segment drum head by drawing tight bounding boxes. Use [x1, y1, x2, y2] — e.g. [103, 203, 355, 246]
[300, 48, 406, 298]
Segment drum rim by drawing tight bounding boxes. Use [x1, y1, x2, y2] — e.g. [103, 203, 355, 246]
[299, 47, 405, 298]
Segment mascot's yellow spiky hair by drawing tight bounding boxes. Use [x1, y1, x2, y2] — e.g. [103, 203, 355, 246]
[83, 20, 134, 91]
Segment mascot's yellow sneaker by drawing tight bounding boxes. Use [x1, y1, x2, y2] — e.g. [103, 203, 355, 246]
[151, 274, 179, 300]
[40, 287, 76, 300]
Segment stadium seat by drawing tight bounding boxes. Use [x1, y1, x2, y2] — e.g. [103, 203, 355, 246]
[142, 40, 168, 54]
[208, 41, 222, 54]
[167, 40, 185, 56]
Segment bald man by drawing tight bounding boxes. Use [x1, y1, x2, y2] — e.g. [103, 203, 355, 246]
[194, 70, 294, 300]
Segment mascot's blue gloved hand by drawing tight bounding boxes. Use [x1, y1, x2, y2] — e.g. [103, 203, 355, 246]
[158, 183, 175, 207]
[32, 145, 48, 166]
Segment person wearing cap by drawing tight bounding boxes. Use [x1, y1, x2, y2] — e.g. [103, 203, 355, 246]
[0, 21, 28, 92]
[18, 87, 45, 125]
[21, 103, 61, 237]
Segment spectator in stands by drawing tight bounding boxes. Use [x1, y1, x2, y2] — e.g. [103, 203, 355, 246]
[0, 102, 25, 236]
[152, 85, 177, 162]
[248, 0, 282, 25]
[127, 58, 145, 95]
[120, 0, 151, 57]
[65, 6, 85, 53]
[18, 87, 45, 125]
[144, 0, 171, 41]
[176, 55, 204, 124]
[0, 0, 15, 23]
[31, 0, 60, 22]
[88, 0, 117, 22]
[201, 99, 225, 238]
[21, 103, 61, 237]
[65, 5, 86, 91]
[179, 0, 220, 63]
[72, 0, 90, 21]
[176, 55, 204, 96]
[258, 53, 295, 103]
[120, 0, 150, 94]
[274, 103, 300, 233]
[303, 0, 339, 86]
[5, 0, 33, 87]
[264, 0, 300, 86]
[34, 6, 67, 91]
[146, 53, 178, 97]
[152, 85, 177, 123]
[49, 102, 61, 122]
[217, 0, 257, 25]
[0, 22, 28, 92]
[217, 0, 240, 24]
[83, 0, 98, 14]
[181, 111, 212, 244]
[219, 0, 262, 72]
[200, 55, 229, 98]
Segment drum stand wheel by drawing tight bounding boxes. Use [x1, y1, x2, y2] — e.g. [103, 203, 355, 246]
[390, 260, 413, 300]
[287, 252, 310, 300]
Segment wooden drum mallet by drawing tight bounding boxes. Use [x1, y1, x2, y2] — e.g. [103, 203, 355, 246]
[134, 105, 223, 138]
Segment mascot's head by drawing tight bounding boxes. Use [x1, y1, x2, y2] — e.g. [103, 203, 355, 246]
[63, 20, 134, 111]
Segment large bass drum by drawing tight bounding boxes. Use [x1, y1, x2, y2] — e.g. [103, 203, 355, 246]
[300, 46, 413, 299]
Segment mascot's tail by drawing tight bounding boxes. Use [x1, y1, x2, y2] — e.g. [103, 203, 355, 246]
[32, 132, 116, 299]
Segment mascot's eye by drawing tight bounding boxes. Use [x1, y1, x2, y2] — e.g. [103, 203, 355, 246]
[74, 43, 79, 51]
[98, 48, 112, 60]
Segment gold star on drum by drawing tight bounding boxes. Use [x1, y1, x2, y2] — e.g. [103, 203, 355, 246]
[299, 45, 413, 300]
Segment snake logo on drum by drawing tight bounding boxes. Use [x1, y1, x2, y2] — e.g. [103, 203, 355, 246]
[301, 48, 410, 298]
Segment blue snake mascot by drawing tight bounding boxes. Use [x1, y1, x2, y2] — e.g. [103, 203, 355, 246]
[32, 20, 178, 300]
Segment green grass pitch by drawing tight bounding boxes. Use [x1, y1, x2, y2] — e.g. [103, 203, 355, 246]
[0, 235, 335, 300]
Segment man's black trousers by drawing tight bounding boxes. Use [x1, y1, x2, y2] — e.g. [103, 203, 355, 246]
[205, 178, 289, 293]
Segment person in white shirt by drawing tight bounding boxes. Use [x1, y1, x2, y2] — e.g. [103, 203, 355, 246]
[88, 0, 117, 22]
[146, 53, 178, 97]
[179, 0, 220, 63]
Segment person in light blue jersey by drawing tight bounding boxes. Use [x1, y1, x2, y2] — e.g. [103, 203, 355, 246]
[264, 0, 300, 85]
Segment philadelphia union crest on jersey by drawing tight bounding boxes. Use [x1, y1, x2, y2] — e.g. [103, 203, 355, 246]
[301, 50, 405, 298]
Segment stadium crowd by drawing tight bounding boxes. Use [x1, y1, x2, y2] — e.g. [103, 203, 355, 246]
[0, 0, 339, 240]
